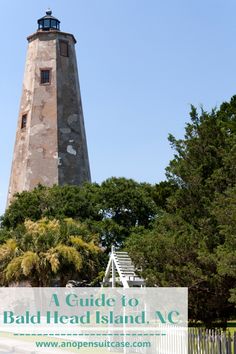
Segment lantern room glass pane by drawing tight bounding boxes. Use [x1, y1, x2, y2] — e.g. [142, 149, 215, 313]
[44, 19, 50, 27]
[51, 20, 56, 28]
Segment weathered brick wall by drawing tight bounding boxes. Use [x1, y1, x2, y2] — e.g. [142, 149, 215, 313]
[7, 30, 91, 206]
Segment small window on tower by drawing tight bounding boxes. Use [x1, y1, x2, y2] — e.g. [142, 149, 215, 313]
[40, 69, 51, 84]
[60, 41, 69, 57]
[21, 114, 27, 129]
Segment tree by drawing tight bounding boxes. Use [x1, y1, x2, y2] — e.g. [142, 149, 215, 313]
[99, 177, 158, 226]
[166, 97, 236, 227]
[126, 212, 235, 325]
[143, 181, 178, 211]
[0, 218, 103, 286]
[211, 187, 236, 307]
[1, 183, 102, 229]
[126, 96, 236, 324]
[1, 177, 166, 249]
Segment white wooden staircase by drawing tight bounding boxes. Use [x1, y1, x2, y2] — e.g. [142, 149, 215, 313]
[102, 246, 145, 288]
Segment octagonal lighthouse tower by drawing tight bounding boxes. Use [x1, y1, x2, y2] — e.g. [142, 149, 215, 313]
[7, 11, 91, 206]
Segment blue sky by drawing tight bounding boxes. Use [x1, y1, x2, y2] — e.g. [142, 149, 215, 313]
[1, 0, 236, 215]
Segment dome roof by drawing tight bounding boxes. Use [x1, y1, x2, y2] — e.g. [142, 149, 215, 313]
[37, 10, 60, 31]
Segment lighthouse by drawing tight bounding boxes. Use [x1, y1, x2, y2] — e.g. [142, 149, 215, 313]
[7, 10, 91, 206]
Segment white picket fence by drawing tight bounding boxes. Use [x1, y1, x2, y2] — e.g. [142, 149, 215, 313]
[189, 328, 236, 354]
[0, 328, 234, 353]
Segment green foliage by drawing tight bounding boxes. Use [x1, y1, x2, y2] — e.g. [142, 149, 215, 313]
[1, 178, 168, 287]
[99, 177, 158, 228]
[211, 187, 236, 308]
[126, 96, 236, 325]
[0, 218, 103, 286]
[0, 228, 11, 244]
[1, 177, 164, 249]
[125, 214, 201, 287]
[1, 183, 102, 228]
[89, 218, 127, 249]
[144, 181, 177, 211]
[126, 213, 234, 324]
[166, 97, 236, 225]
